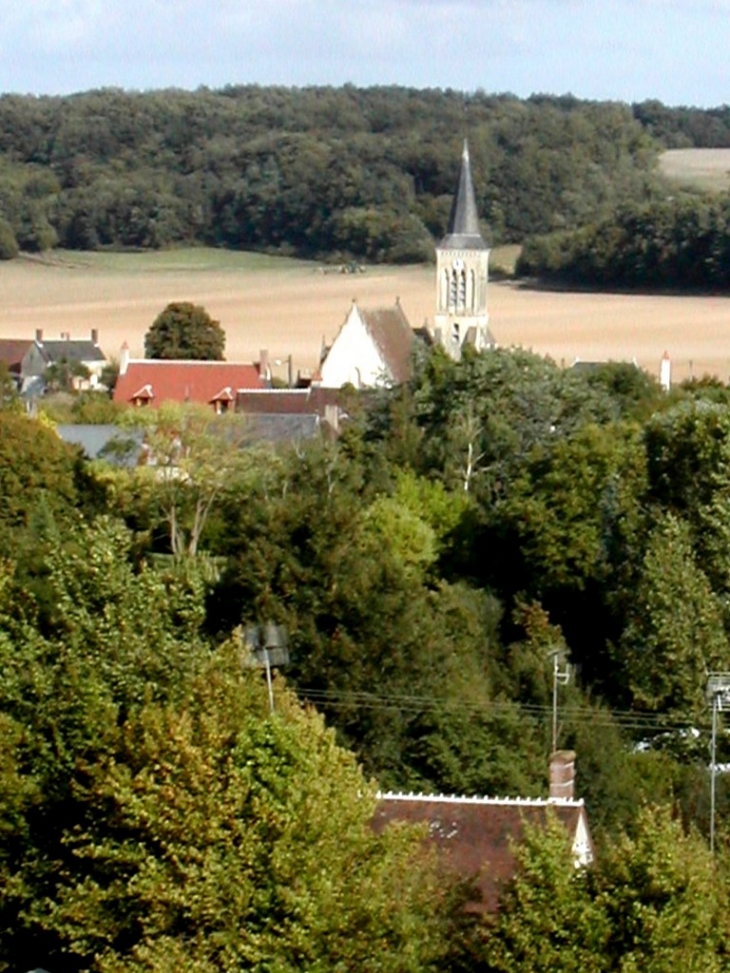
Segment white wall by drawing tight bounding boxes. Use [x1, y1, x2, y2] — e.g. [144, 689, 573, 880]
[319, 305, 389, 389]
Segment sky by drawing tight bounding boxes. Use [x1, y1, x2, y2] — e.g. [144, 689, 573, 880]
[0, 0, 728, 107]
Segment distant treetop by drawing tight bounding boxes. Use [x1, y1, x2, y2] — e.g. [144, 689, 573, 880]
[145, 302, 226, 361]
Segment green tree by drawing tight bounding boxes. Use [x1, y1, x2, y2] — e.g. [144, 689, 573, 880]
[618, 513, 730, 715]
[0, 218, 18, 259]
[487, 813, 608, 973]
[596, 807, 728, 973]
[144, 302, 225, 360]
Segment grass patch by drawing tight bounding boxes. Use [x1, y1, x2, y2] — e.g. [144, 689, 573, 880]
[48, 247, 318, 274]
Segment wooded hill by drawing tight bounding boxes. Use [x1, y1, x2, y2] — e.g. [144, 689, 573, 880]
[0, 85, 692, 261]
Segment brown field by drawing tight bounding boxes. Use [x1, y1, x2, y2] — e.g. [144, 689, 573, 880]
[2, 249, 730, 384]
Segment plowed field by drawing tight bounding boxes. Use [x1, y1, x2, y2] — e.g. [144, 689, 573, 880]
[2, 250, 729, 384]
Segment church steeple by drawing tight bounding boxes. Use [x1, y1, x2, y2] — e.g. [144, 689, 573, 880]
[441, 140, 488, 250]
[432, 140, 492, 359]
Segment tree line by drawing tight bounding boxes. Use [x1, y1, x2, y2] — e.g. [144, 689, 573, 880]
[517, 194, 730, 289]
[0, 86, 666, 261]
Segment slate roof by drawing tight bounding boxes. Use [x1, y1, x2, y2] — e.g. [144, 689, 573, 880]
[0, 339, 33, 373]
[40, 340, 106, 364]
[439, 140, 489, 252]
[358, 301, 416, 385]
[56, 424, 144, 466]
[373, 792, 592, 913]
[114, 360, 265, 406]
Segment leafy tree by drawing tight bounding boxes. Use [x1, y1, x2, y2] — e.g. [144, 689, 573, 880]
[487, 813, 608, 973]
[0, 218, 17, 259]
[144, 302, 225, 361]
[0, 411, 85, 530]
[0, 516, 455, 972]
[595, 807, 728, 973]
[617, 513, 730, 715]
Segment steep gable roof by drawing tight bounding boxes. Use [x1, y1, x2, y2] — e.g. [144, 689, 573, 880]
[439, 140, 489, 252]
[374, 792, 593, 913]
[114, 360, 265, 406]
[357, 301, 415, 385]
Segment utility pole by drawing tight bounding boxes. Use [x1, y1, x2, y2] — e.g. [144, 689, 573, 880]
[707, 674, 730, 854]
[549, 649, 571, 755]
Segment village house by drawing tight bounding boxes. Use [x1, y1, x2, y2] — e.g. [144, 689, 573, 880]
[0, 328, 107, 395]
[113, 345, 268, 410]
[373, 751, 593, 913]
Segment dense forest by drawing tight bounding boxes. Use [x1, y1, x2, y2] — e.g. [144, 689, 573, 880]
[5, 344, 730, 969]
[517, 194, 730, 289]
[0, 85, 691, 262]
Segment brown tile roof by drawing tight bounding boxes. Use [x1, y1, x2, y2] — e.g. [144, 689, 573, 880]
[373, 793, 591, 913]
[0, 339, 33, 373]
[358, 300, 415, 384]
[235, 388, 345, 416]
[114, 360, 265, 406]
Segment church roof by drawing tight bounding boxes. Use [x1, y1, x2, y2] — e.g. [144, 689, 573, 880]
[439, 140, 489, 252]
[358, 301, 416, 385]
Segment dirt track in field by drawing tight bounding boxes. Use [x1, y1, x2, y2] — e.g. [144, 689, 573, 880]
[2, 257, 730, 384]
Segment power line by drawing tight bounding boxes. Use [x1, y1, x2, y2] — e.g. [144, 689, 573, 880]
[296, 685, 705, 736]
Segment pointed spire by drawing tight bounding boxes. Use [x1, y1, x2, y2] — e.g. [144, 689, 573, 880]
[440, 139, 488, 250]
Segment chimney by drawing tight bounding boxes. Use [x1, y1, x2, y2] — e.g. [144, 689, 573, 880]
[35, 328, 43, 344]
[259, 349, 270, 385]
[549, 750, 576, 801]
[119, 341, 130, 376]
[660, 351, 671, 392]
[91, 328, 99, 345]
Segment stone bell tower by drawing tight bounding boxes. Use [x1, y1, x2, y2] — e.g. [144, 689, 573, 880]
[433, 140, 491, 359]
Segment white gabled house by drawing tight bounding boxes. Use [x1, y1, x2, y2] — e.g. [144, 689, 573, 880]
[316, 298, 420, 390]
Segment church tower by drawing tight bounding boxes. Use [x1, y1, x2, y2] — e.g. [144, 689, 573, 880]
[433, 140, 491, 358]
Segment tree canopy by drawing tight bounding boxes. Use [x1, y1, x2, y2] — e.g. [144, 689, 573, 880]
[144, 302, 226, 360]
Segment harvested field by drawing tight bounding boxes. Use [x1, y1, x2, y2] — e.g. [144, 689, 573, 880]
[2, 249, 730, 384]
[659, 148, 730, 191]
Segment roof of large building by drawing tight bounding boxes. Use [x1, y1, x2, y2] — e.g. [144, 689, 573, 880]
[358, 300, 416, 385]
[373, 792, 592, 913]
[439, 140, 489, 252]
[114, 360, 265, 405]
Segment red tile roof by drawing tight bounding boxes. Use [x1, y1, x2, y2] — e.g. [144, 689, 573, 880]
[373, 793, 591, 913]
[114, 360, 265, 406]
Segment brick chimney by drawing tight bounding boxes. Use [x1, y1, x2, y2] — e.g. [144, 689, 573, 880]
[91, 328, 99, 345]
[35, 328, 43, 343]
[119, 342, 130, 376]
[549, 750, 576, 801]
